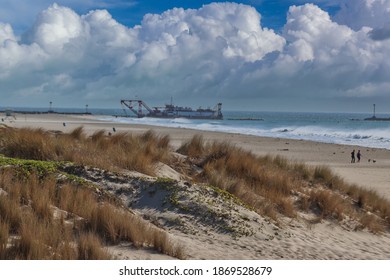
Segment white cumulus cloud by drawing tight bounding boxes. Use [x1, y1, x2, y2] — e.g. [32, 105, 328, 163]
[0, 23, 17, 44]
[24, 4, 85, 54]
[227, 2, 390, 110]
[0, 2, 286, 107]
[1, 1, 390, 112]
[335, 0, 390, 30]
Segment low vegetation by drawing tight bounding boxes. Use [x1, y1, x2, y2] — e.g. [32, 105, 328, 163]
[1, 127, 390, 259]
[177, 135, 390, 232]
[0, 166, 183, 259]
[0, 127, 183, 260]
[0, 126, 171, 175]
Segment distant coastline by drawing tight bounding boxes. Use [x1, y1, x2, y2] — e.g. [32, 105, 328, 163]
[364, 116, 390, 121]
[2, 109, 390, 150]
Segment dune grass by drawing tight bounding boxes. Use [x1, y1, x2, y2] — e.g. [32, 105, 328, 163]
[1, 126, 390, 260]
[0, 126, 183, 259]
[0, 168, 184, 260]
[0, 126, 171, 175]
[177, 135, 390, 232]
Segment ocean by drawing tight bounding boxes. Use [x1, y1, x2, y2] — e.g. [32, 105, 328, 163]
[3, 107, 390, 150]
[97, 110, 390, 150]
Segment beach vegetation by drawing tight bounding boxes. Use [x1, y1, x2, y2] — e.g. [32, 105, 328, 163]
[176, 134, 205, 158]
[180, 138, 300, 219]
[1, 126, 390, 259]
[178, 135, 390, 232]
[0, 166, 184, 260]
[0, 127, 171, 175]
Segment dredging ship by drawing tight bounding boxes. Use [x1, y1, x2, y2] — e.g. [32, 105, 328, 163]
[120, 99, 223, 120]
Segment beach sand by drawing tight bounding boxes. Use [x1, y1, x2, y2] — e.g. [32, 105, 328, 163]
[5, 113, 390, 200]
[3, 112, 390, 260]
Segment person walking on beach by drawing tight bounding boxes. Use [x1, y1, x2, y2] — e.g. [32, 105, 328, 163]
[357, 150, 361, 162]
[351, 149, 355, 163]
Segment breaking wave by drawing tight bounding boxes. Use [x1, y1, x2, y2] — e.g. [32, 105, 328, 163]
[100, 115, 390, 150]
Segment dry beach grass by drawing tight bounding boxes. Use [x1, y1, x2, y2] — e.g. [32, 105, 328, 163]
[1, 115, 390, 259]
[0, 127, 183, 259]
[0, 167, 183, 260]
[177, 135, 390, 231]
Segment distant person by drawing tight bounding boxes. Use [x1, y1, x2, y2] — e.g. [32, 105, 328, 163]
[351, 149, 355, 163]
[357, 150, 362, 162]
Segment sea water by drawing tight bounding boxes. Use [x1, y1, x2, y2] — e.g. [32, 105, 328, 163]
[98, 110, 390, 150]
[3, 107, 390, 150]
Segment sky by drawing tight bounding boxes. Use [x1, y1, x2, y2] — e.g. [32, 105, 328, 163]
[1, 0, 390, 113]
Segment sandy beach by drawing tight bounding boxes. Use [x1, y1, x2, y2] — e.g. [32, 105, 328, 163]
[5, 113, 390, 200]
[3, 112, 390, 260]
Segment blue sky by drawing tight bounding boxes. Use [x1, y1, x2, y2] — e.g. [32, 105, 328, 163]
[123, 1, 340, 31]
[3, 1, 340, 34]
[111, 1, 305, 31]
[1, 1, 390, 112]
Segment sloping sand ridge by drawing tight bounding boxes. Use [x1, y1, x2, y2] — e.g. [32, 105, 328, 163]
[1, 113, 390, 260]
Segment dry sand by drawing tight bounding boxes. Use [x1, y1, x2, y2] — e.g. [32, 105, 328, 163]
[3, 112, 390, 260]
[5, 113, 390, 200]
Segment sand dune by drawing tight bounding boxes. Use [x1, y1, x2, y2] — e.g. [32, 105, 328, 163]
[5, 113, 389, 199]
[3, 113, 390, 260]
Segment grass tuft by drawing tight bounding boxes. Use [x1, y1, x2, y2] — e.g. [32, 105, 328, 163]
[78, 232, 111, 260]
[0, 127, 172, 175]
[2, 127, 390, 261]
[0, 167, 183, 259]
[177, 135, 390, 231]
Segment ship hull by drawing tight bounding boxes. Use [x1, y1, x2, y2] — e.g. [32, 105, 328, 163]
[145, 114, 223, 120]
[145, 111, 222, 119]
[121, 99, 223, 120]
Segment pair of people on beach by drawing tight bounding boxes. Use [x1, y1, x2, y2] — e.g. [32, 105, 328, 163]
[351, 149, 361, 163]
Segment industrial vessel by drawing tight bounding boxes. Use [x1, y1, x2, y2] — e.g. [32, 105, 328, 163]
[121, 99, 223, 120]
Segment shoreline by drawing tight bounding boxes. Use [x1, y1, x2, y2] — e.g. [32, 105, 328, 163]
[4, 113, 390, 200]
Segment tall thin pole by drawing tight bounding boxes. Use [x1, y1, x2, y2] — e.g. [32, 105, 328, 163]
[373, 103, 376, 118]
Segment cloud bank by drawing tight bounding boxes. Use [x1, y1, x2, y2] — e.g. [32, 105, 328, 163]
[1, 1, 390, 111]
